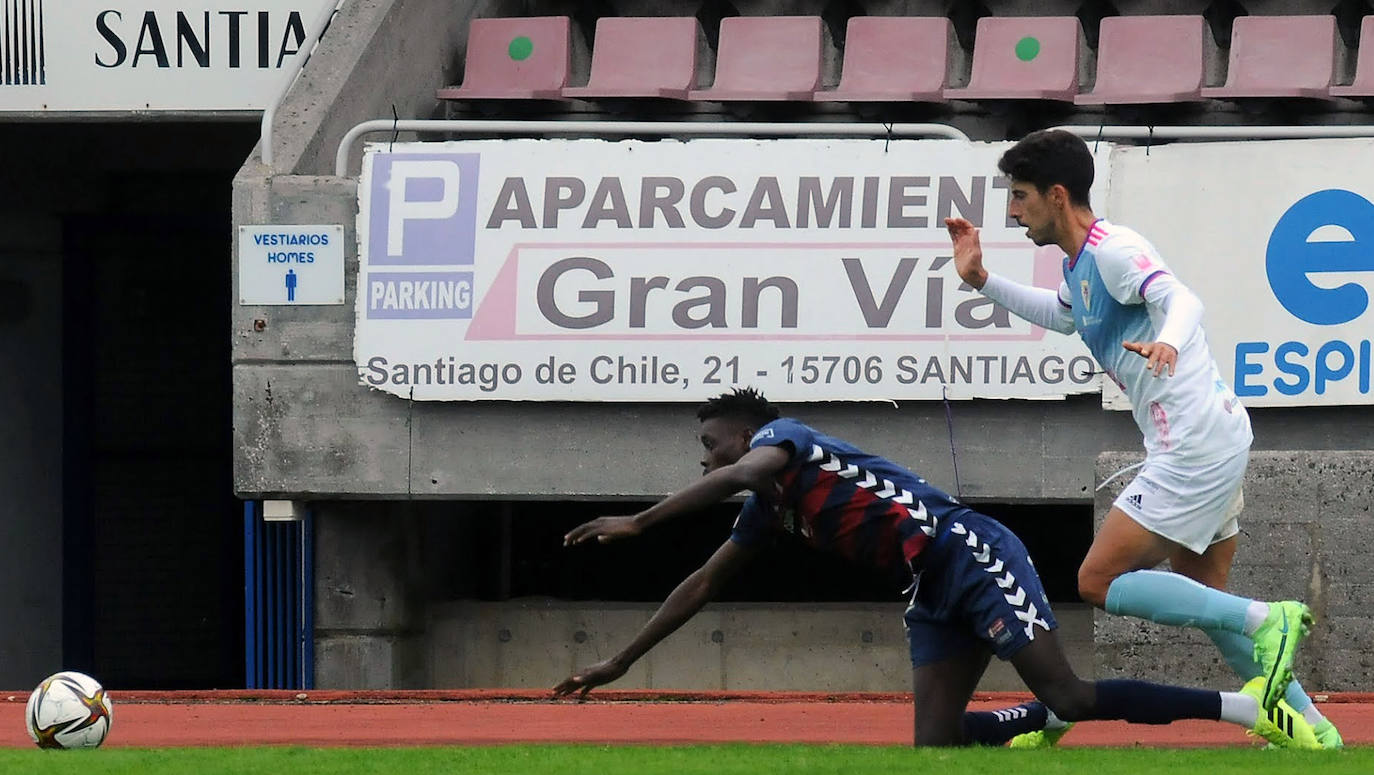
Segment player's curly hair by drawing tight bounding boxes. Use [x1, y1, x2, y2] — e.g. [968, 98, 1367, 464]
[998, 129, 1095, 208]
[696, 387, 780, 428]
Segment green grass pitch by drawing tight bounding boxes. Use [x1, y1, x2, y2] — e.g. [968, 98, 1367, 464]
[0, 744, 1369, 775]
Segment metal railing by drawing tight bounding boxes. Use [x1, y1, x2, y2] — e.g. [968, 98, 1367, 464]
[333, 120, 972, 177]
[1056, 124, 1374, 142]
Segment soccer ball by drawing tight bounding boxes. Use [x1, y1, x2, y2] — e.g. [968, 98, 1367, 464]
[25, 671, 113, 749]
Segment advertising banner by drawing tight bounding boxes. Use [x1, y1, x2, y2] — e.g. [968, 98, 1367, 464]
[0, 1, 333, 111]
[355, 138, 1103, 401]
[1108, 138, 1374, 407]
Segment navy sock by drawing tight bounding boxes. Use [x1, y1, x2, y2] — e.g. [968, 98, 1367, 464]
[962, 702, 1049, 745]
[1091, 679, 1221, 725]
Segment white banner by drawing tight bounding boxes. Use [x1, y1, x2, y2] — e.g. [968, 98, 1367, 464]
[0, 1, 333, 111]
[355, 138, 1102, 402]
[1108, 138, 1374, 407]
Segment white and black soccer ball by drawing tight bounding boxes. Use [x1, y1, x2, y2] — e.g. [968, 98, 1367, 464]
[25, 671, 113, 749]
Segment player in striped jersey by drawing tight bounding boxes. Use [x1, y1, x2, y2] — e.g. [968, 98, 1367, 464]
[552, 388, 1317, 749]
[946, 129, 1337, 748]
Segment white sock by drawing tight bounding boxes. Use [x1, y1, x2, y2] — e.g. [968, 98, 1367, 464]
[1241, 601, 1270, 636]
[1219, 691, 1259, 727]
[1044, 708, 1069, 730]
[1303, 705, 1326, 727]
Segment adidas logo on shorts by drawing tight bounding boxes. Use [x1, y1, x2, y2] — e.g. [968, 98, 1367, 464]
[1126, 493, 1143, 509]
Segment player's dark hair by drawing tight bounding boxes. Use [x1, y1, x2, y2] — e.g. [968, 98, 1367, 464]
[697, 387, 780, 429]
[998, 129, 1095, 208]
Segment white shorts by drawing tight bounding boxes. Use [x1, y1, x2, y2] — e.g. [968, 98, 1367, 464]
[1113, 450, 1248, 555]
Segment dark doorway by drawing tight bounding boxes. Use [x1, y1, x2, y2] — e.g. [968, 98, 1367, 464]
[53, 124, 257, 688]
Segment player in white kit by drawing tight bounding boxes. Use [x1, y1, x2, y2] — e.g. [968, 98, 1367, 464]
[944, 129, 1340, 749]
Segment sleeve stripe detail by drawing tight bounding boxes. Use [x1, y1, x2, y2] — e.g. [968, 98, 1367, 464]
[1138, 269, 1169, 298]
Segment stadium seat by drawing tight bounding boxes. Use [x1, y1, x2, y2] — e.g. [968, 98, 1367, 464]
[1201, 15, 1339, 99]
[563, 17, 701, 99]
[436, 16, 570, 100]
[1075, 16, 1207, 104]
[687, 16, 823, 101]
[812, 17, 955, 102]
[1329, 16, 1374, 98]
[943, 16, 1085, 102]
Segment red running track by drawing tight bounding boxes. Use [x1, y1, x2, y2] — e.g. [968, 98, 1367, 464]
[2, 690, 1370, 748]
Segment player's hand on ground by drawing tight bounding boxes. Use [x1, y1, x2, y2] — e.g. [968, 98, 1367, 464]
[944, 217, 989, 289]
[552, 658, 628, 700]
[563, 516, 642, 546]
[1122, 340, 1178, 377]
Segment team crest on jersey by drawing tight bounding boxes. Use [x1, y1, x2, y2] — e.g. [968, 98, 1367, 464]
[1080, 279, 1092, 311]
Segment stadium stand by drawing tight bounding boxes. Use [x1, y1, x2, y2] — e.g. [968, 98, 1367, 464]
[1075, 15, 1209, 104]
[1201, 15, 1342, 99]
[436, 16, 571, 100]
[811, 17, 957, 102]
[433, 11, 1374, 111]
[562, 17, 702, 99]
[943, 16, 1086, 102]
[686, 16, 824, 101]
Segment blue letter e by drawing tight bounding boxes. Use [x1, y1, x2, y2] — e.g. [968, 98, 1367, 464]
[1266, 189, 1374, 326]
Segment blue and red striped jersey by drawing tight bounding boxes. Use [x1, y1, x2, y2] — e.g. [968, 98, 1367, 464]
[730, 418, 973, 582]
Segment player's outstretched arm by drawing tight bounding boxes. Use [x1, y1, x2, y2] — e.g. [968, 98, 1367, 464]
[944, 217, 1075, 334]
[563, 446, 789, 546]
[552, 539, 758, 699]
[945, 217, 989, 289]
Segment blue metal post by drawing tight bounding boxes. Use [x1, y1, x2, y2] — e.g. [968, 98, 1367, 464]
[302, 510, 315, 689]
[243, 501, 257, 689]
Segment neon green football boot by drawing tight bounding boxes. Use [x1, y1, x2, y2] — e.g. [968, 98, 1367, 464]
[1009, 722, 1074, 749]
[1251, 601, 1314, 711]
[1241, 677, 1321, 750]
[1313, 717, 1345, 749]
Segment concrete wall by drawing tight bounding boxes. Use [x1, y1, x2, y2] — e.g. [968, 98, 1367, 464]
[307, 498, 1095, 691]
[254, 0, 474, 178]
[1094, 451, 1374, 691]
[0, 215, 63, 689]
[314, 450, 1373, 692]
[313, 502, 431, 688]
[428, 599, 1094, 691]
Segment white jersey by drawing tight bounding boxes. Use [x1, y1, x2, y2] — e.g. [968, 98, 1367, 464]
[1060, 220, 1252, 465]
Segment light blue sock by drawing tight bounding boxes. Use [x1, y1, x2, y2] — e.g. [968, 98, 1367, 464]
[1104, 570, 1250, 634]
[1205, 628, 1315, 715]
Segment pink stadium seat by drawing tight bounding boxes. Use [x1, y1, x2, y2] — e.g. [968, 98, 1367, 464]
[563, 17, 701, 99]
[437, 17, 570, 100]
[1329, 16, 1374, 98]
[1201, 15, 1338, 99]
[944, 17, 1084, 102]
[813, 17, 954, 102]
[688, 16, 823, 101]
[1076, 16, 1206, 104]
